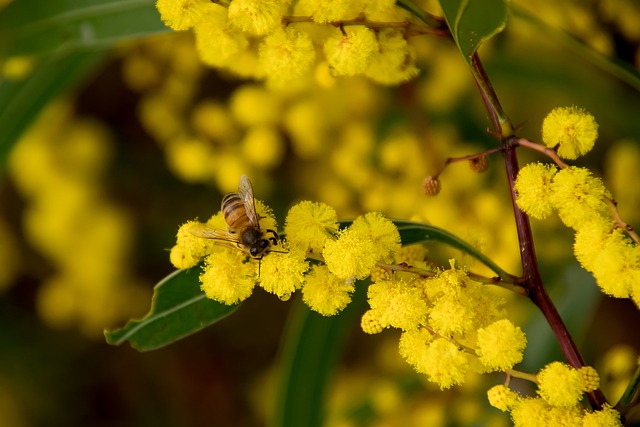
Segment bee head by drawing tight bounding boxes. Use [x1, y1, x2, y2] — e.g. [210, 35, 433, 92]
[250, 239, 271, 258]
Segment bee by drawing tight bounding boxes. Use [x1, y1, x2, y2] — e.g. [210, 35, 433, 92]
[191, 175, 279, 259]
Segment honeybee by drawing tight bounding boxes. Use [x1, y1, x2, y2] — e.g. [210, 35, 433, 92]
[191, 175, 279, 259]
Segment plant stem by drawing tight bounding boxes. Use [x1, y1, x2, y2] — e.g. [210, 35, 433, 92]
[502, 140, 607, 409]
[467, 52, 608, 409]
[615, 362, 640, 417]
[470, 52, 513, 137]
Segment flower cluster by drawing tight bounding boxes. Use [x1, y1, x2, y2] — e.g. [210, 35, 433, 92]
[488, 363, 622, 426]
[155, 0, 421, 87]
[170, 194, 529, 389]
[515, 165, 640, 307]
[374, 261, 528, 389]
[169, 199, 400, 314]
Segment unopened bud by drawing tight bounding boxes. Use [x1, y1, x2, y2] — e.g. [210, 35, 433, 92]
[423, 176, 441, 196]
[470, 156, 489, 173]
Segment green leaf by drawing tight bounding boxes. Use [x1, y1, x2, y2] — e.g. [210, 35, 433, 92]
[0, 0, 168, 57]
[273, 282, 367, 427]
[512, 4, 640, 93]
[0, 51, 105, 173]
[392, 219, 512, 280]
[0, 0, 169, 173]
[438, 0, 509, 62]
[104, 268, 240, 351]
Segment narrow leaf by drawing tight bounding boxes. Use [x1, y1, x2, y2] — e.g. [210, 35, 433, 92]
[274, 283, 367, 427]
[0, 0, 168, 57]
[439, 0, 509, 62]
[104, 268, 240, 351]
[392, 219, 512, 279]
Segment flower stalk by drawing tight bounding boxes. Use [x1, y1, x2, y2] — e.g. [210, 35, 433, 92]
[469, 51, 608, 409]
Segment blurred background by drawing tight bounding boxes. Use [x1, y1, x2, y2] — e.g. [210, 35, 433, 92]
[1, 0, 640, 425]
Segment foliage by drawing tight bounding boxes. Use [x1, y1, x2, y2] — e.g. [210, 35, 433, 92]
[1, 0, 640, 426]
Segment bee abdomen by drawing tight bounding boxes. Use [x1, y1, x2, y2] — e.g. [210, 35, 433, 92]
[222, 192, 248, 231]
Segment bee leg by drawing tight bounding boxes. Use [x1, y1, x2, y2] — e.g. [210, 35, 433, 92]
[266, 229, 279, 245]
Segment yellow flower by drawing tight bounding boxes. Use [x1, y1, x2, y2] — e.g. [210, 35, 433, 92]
[537, 362, 585, 407]
[510, 397, 550, 426]
[428, 292, 475, 336]
[258, 251, 308, 299]
[156, 0, 214, 31]
[398, 327, 434, 368]
[200, 251, 256, 304]
[487, 385, 520, 412]
[227, 0, 288, 36]
[284, 201, 338, 255]
[400, 330, 471, 390]
[258, 26, 316, 88]
[514, 162, 557, 219]
[541, 106, 599, 159]
[194, 8, 248, 67]
[573, 216, 613, 272]
[590, 229, 640, 298]
[550, 166, 609, 229]
[170, 220, 218, 269]
[302, 265, 353, 315]
[476, 319, 527, 372]
[419, 338, 469, 389]
[426, 267, 506, 337]
[365, 29, 419, 85]
[367, 278, 427, 331]
[582, 404, 623, 427]
[511, 397, 583, 427]
[297, 0, 355, 23]
[324, 26, 378, 76]
[350, 212, 401, 263]
[322, 227, 377, 280]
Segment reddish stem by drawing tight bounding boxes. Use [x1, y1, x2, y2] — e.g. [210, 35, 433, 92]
[502, 139, 607, 409]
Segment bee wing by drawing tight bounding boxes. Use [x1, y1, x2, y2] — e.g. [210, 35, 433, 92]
[189, 223, 239, 243]
[238, 174, 261, 228]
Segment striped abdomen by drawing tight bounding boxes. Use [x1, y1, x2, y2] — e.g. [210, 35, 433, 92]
[221, 192, 250, 232]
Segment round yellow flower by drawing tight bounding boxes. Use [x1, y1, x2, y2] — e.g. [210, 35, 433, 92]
[367, 278, 427, 331]
[200, 251, 256, 304]
[514, 162, 557, 219]
[284, 201, 338, 255]
[156, 0, 214, 31]
[227, 0, 287, 36]
[582, 404, 623, 427]
[322, 227, 377, 280]
[258, 251, 309, 299]
[302, 265, 353, 315]
[537, 362, 585, 407]
[324, 26, 378, 76]
[550, 166, 609, 229]
[350, 212, 401, 263]
[542, 106, 599, 159]
[476, 319, 527, 372]
[365, 29, 419, 85]
[259, 26, 316, 87]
